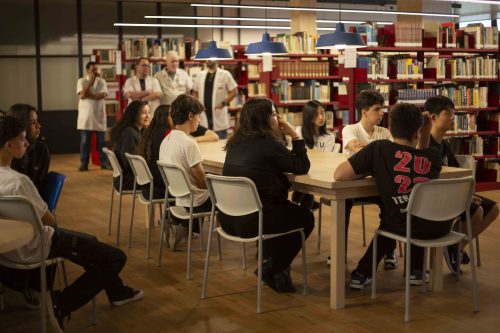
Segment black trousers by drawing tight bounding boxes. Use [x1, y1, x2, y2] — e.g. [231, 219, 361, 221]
[219, 201, 314, 274]
[355, 219, 453, 278]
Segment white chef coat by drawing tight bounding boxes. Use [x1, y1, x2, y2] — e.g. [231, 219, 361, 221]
[123, 75, 162, 116]
[154, 68, 193, 105]
[76, 75, 108, 132]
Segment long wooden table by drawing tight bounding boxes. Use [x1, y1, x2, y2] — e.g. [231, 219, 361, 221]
[198, 140, 472, 309]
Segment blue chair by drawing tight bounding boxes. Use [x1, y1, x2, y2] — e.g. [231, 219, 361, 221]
[39, 171, 67, 215]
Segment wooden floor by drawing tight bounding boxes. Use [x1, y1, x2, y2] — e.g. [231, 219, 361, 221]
[1, 154, 499, 333]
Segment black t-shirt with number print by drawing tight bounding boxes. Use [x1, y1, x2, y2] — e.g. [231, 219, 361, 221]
[348, 140, 442, 233]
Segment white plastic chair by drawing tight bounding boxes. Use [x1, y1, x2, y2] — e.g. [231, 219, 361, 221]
[370, 177, 478, 322]
[125, 153, 166, 259]
[0, 196, 64, 333]
[456, 154, 481, 266]
[156, 161, 211, 279]
[103, 147, 135, 246]
[201, 174, 308, 313]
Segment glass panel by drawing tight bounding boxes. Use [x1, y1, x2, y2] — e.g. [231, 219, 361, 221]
[0, 58, 37, 110]
[122, 1, 157, 37]
[41, 57, 79, 111]
[82, 0, 119, 55]
[39, 0, 77, 55]
[0, 0, 36, 55]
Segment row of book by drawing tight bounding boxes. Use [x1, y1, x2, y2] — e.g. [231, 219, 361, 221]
[394, 23, 423, 47]
[273, 80, 331, 103]
[374, 84, 390, 106]
[121, 38, 214, 60]
[449, 136, 499, 158]
[396, 58, 424, 80]
[94, 49, 118, 63]
[450, 114, 477, 134]
[335, 110, 351, 126]
[277, 108, 336, 129]
[396, 89, 436, 104]
[449, 136, 485, 156]
[272, 32, 317, 54]
[122, 63, 163, 77]
[358, 56, 389, 80]
[248, 82, 267, 98]
[438, 85, 489, 109]
[247, 64, 260, 79]
[276, 61, 330, 77]
[445, 57, 498, 79]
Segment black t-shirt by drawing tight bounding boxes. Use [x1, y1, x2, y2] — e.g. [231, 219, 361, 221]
[204, 72, 216, 129]
[190, 125, 208, 138]
[139, 78, 146, 91]
[348, 140, 442, 231]
[429, 135, 459, 167]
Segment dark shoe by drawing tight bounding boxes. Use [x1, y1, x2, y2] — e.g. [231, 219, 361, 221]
[273, 266, 296, 293]
[349, 271, 371, 290]
[409, 269, 430, 286]
[51, 290, 68, 330]
[100, 163, 113, 170]
[23, 288, 40, 310]
[383, 249, 398, 270]
[444, 244, 461, 275]
[254, 258, 277, 291]
[78, 165, 88, 172]
[109, 286, 143, 306]
[461, 250, 470, 265]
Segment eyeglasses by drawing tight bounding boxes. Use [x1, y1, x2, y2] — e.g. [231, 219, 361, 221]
[139, 64, 150, 67]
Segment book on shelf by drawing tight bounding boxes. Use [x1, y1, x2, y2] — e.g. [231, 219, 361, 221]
[94, 49, 117, 63]
[277, 108, 303, 127]
[396, 58, 423, 79]
[326, 111, 334, 129]
[464, 24, 499, 49]
[440, 22, 456, 48]
[105, 102, 119, 117]
[448, 56, 498, 79]
[98, 67, 116, 82]
[247, 64, 260, 79]
[357, 56, 389, 79]
[273, 32, 317, 54]
[448, 136, 484, 156]
[273, 80, 330, 103]
[357, 22, 378, 47]
[395, 23, 423, 47]
[122, 37, 200, 60]
[438, 85, 489, 108]
[248, 82, 267, 97]
[335, 110, 350, 126]
[374, 84, 390, 106]
[277, 61, 330, 77]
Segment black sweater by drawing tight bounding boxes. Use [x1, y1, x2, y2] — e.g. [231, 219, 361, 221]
[114, 126, 140, 190]
[223, 137, 310, 211]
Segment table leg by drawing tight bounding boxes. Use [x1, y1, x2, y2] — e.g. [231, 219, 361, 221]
[429, 247, 443, 291]
[330, 199, 345, 309]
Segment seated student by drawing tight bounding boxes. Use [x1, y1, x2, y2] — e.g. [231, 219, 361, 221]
[158, 94, 210, 235]
[426, 95, 499, 273]
[110, 100, 151, 191]
[7, 104, 50, 192]
[337, 91, 397, 268]
[190, 124, 219, 142]
[220, 98, 314, 293]
[335, 103, 448, 289]
[0, 116, 143, 329]
[293, 100, 337, 209]
[136, 104, 172, 200]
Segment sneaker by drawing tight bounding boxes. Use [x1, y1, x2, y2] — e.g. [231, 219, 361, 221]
[110, 286, 144, 306]
[273, 268, 296, 293]
[383, 249, 398, 270]
[444, 244, 460, 275]
[461, 250, 470, 265]
[409, 269, 430, 286]
[349, 271, 372, 290]
[23, 288, 40, 310]
[78, 165, 88, 172]
[326, 256, 331, 266]
[100, 163, 113, 170]
[254, 258, 277, 291]
[169, 224, 186, 251]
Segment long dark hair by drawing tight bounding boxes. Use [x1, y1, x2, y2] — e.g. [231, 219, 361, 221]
[136, 104, 171, 162]
[7, 104, 37, 143]
[226, 98, 280, 149]
[110, 100, 147, 146]
[301, 100, 326, 149]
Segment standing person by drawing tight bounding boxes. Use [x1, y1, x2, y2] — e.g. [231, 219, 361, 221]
[158, 94, 210, 234]
[335, 104, 447, 290]
[0, 116, 143, 330]
[336, 90, 397, 269]
[123, 57, 162, 117]
[110, 101, 151, 192]
[293, 100, 337, 209]
[155, 51, 193, 106]
[221, 98, 314, 293]
[192, 60, 238, 139]
[425, 95, 499, 273]
[7, 104, 50, 191]
[76, 61, 110, 172]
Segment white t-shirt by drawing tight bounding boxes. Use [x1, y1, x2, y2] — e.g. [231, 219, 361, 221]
[76, 76, 108, 132]
[158, 130, 209, 207]
[0, 166, 54, 264]
[154, 68, 193, 106]
[296, 126, 338, 152]
[123, 75, 162, 115]
[342, 122, 392, 155]
[192, 68, 238, 131]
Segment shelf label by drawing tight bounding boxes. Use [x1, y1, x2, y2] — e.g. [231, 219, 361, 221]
[262, 54, 272, 72]
[344, 48, 357, 68]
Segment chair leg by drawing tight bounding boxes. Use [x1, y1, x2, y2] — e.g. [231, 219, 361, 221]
[475, 237, 481, 267]
[456, 244, 461, 281]
[128, 186, 137, 248]
[469, 238, 480, 312]
[108, 186, 114, 236]
[257, 238, 263, 314]
[217, 233, 222, 261]
[361, 205, 366, 247]
[317, 201, 322, 254]
[242, 243, 247, 269]
[199, 218, 204, 251]
[186, 216, 193, 280]
[371, 232, 377, 300]
[40, 261, 47, 333]
[301, 230, 308, 295]
[398, 241, 404, 257]
[201, 211, 216, 299]
[145, 202, 153, 259]
[404, 242, 411, 322]
[116, 192, 123, 246]
[158, 209, 166, 267]
[422, 247, 427, 293]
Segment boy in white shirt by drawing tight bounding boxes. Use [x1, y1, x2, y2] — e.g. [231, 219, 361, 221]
[338, 91, 397, 269]
[0, 116, 142, 329]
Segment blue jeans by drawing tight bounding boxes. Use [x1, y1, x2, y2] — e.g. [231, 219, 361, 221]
[80, 130, 107, 167]
[215, 130, 227, 139]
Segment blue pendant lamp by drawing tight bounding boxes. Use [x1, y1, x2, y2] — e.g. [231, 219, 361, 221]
[194, 0, 233, 60]
[315, 2, 365, 50]
[245, 0, 287, 56]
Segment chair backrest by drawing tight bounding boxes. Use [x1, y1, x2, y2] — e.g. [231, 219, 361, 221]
[39, 172, 66, 212]
[103, 147, 122, 178]
[407, 177, 475, 222]
[333, 143, 341, 153]
[125, 153, 153, 186]
[156, 161, 192, 198]
[206, 174, 262, 217]
[455, 155, 476, 178]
